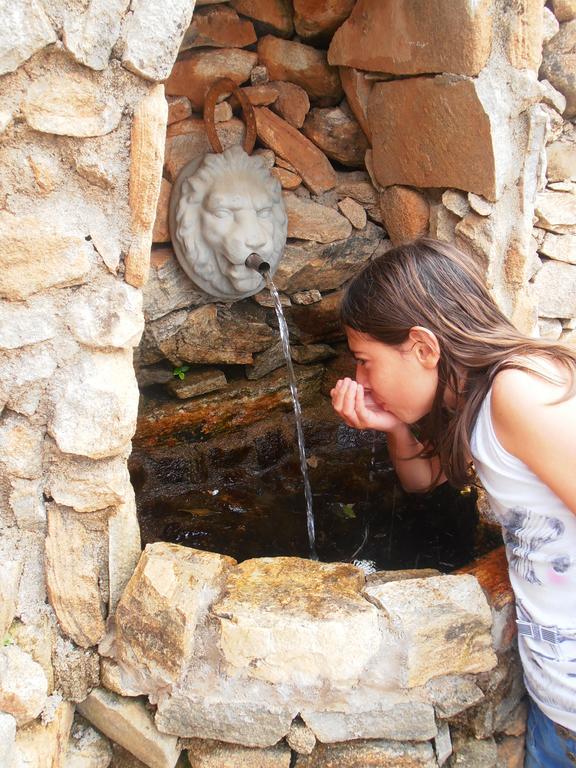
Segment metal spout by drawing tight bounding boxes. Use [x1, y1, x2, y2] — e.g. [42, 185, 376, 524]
[245, 252, 270, 274]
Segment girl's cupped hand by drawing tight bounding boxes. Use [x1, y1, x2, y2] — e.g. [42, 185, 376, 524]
[330, 378, 403, 433]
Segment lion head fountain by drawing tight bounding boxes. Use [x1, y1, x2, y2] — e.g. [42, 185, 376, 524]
[169, 145, 288, 301]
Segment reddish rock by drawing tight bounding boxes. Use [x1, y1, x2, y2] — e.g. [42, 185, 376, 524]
[269, 81, 310, 128]
[550, 0, 576, 22]
[293, 0, 356, 41]
[167, 96, 192, 125]
[339, 66, 373, 141]
[271, 166, 302, 190]
[230, 0, 294, 37]
[302, 106, 368, 168]
[165, 48, 257, 109]
[236, 84, 279, 106]
[335, 171, 378, 206]
[337, 197, 367, 229]
[504, 0, 543, 72]
[291, 290, 345, 344]
[164, 118, 246, 181]
[214, 102, 233, 123]
[258, 35, 343, 106]
[369, 77, 498, 201]
[328, 0, 492, 77]
[379, 186, 430, 244]
[180, 5, 256, 50]
[254, 106, 336, 194]
[152, 178, 172, 243]
[284, 192, 352, 243]
[496, 736, 525, 768]
[275, 156, 298, 173]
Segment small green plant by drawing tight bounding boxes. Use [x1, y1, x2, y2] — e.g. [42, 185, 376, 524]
[2, 633, 14, 646]
[172, 365, 191, 381]
[336, 502, 356, 520]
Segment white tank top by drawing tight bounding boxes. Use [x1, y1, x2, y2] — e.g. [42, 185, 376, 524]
[471, 388, 576, 731]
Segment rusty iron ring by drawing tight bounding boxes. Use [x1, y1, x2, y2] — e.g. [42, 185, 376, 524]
[203, 77, 257, 155]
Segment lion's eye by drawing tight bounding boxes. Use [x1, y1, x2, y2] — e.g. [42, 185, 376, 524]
[257, 208, 272, 219]
[213, 209, 232, 219]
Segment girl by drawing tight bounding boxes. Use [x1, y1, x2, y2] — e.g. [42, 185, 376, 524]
[330, 239, 576, 768]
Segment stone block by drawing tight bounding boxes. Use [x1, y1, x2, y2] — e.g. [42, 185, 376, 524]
[328, 0, 492, 76]
[294, 739, 438, 767]
[533, 260, 576, 317]
[65, 714, 113, 767]
[230, 0, 294, 38]
[0, 644, 48, 725]
[63, 0, 129, 70]
[23, 71, 122, 137]
[364, 575, 496, 688]
[0, 412, 43, 479]
[450, 732, 497, 767]
[379, 186, 430, 244]
[505, 0, 543, 72]
[48, 350, 139, 460]
[539, 231, 576, 264]
[78, 688, 181, 768]
[10, 475, 46, 531]
[541, 20, 576, 117]
[426, 676, 485, 719]
[258, 36, 342, 106]
[165, 48, 257, 109]
[495, 735, 525, 768]
[547, 140, 576, 181]
[143, 248, 206, 322]
[105, 543, 235, 694]
[284, 192, 351, 243]
[269, 80, 310, 128]
[369, 76, 499, 200]
[255, 107, 336, 194]
[45, 506, 107, 649]
[0, 215, 92, 300]
[0, 297, 57, 350]
[167, 96, 192, 125]
[551, 0, 576, 22]
[302, 106, 368, 168]
[121, 0, 196, 82]
[13, 699, 74, 768]
[0, 556, 23, 636]
[338, 67, 372, 142]
[293, 0, 355, 41]
[213, 557, 380, 687]
[68, 281, 144, 349]
[0, 0, 56, 75]
[0, 712, 16, 768]
[286, 721, 316, 755]
[271, 166, 302, 190]
[11, 615, 56, 695]
[186, 739, 291, 767]
[180, 5, 256, 50]
[152, 178, 172, 243]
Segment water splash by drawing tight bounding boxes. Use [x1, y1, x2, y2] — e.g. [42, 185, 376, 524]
[264, 273, 317, 559]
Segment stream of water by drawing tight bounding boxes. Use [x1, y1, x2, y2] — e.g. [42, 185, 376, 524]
[264, 272, 317, 559]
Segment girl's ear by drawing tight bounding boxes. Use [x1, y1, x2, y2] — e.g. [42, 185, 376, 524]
[407, 326, 441, 369]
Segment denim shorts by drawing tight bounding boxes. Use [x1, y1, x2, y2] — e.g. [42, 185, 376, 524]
[525, 699, 576, 767]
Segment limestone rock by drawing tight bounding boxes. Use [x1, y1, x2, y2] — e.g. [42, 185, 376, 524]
[290, 290, 322, 305]
[379, 186, 430, 244]
[255, 107, 336, 194]
[164, 118, 245, 182]
[108, 489, 142, 614]
[126, 85, 168, 289]
[0, 0, 56, 76]
[533, 260, 576, 317]
[46, 450, 130, 514]
[328, 0, 492, 76]
[546, 139, 576, 181]
[13, 699, 74, 768]
[45, 505, 107, 648]
[505, 0, 543, 72]
[121, 0, 196, 82]
[134, 365, 322, 446]
[53, 637, 100, 702]
[245, 341, 285, 380]
[180, 5, 256, 50]
[426, 676, 485, 718]
[541, 20, 576, 117]
[23, 72, 121, 137]
[213, 557, 380, 687]
[468, 193, 494, 217]
[293, 0, 355, 41]
[167, 96, 192, 125]
[48, 350, 139, 460]
[78, 688, 181, 768]
[0, 644, 49, 726]
[0, 557, 23, 636]
[269, 81, 310, 128]
[0, 412, 43, 479]
[335, 171, 378, 206]
[294, 739, 438, 767]
[186, 740, 291, 767]
[0, 712, 16, 768]
[167, 369, 227, 399]
[450, 733, 498, 767]
[538, 317, 563, 339]
[535, 190, 576, 233]
[65, 715, 113, 768]
[539, 231, 576, 263]
[302, 106, 369, 168]
[63, 0, 129, 70]
[369, 77, 499, 201]
[0, 214, 92, 300]
[230, 0, 294, 37]
[284, 192, 352, 243]
[338, 67, 372, 141]
[543, 8, 560, 44]
[337, 197, 367, 229]
[550, 0, 576, 22]
[105, 543, 234, 694]
[286, 721, 316, 755]
[364, 575, 496, 687]
[68, 281, 144, 349]
[165, 48, 257, 109]
[143, 248, 206, 321]
[9, 475, 45, 531]
[442, 189, 470, 218]
[258, 36, 343, 106]
[152, 179, 172, 243]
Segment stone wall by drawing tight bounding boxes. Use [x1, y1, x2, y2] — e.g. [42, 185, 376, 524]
[0, 1, 574, 767]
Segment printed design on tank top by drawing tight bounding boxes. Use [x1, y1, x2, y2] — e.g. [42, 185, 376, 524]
[501, 507, 570, 585]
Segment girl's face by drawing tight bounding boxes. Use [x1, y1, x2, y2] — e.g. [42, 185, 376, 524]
[346, 327, 440, 425]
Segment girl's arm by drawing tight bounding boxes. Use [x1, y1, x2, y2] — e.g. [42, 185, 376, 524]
[491, 367, 576, 515]
[331, 378, 446, 493]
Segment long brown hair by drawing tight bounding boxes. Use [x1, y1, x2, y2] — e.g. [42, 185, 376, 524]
[341, 238, 576, 487]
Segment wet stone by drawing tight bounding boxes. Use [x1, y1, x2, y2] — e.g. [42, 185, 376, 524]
[167, 369, 228, 399]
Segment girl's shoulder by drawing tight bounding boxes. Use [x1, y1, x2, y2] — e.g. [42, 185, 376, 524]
[491, 356, 572, 408]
